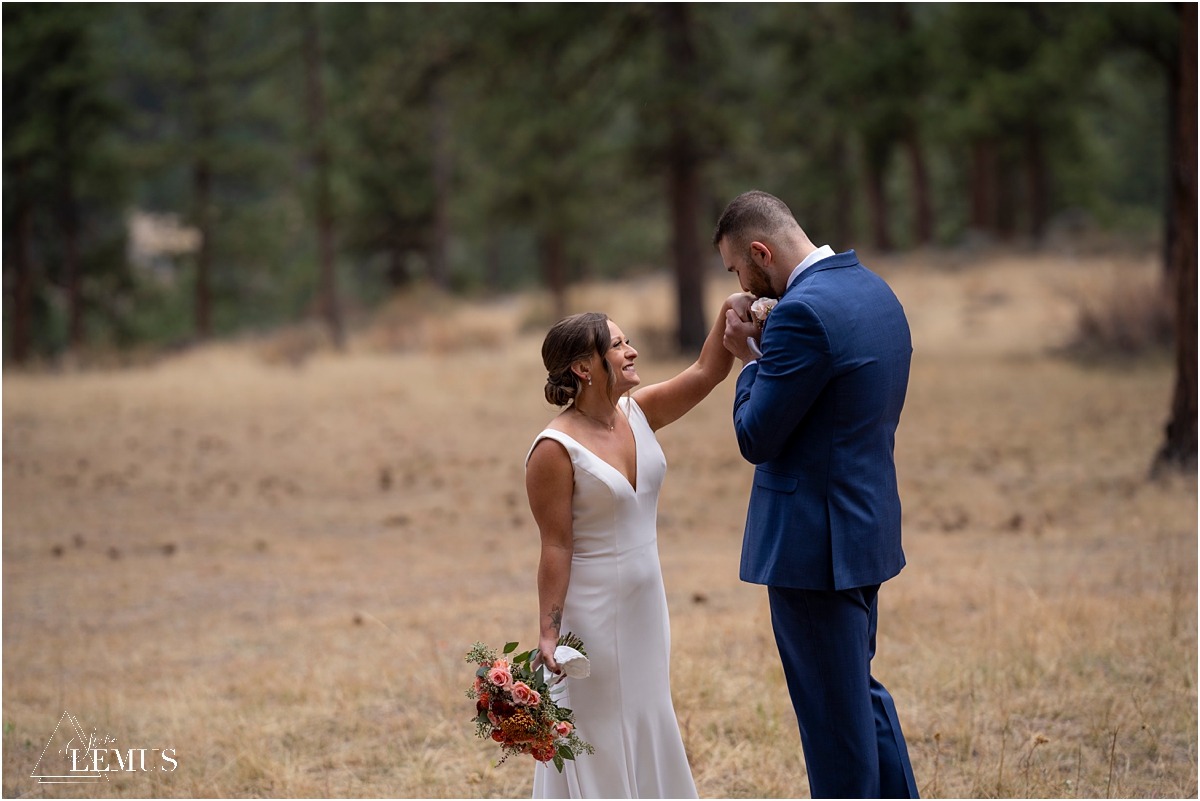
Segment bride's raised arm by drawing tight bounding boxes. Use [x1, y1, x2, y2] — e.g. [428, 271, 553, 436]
[632, 293, 752, 431]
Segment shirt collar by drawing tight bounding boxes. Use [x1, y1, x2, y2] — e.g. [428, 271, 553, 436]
[785, 245, 835, 290]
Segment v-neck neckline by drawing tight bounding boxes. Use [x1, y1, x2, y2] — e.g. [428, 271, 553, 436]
[552, 402, 639, 493]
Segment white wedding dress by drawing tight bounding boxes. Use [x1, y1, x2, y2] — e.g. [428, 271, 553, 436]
[526, 396, 698, 799]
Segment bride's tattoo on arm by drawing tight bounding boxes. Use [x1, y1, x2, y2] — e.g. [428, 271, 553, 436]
[548, 604, 563, 635]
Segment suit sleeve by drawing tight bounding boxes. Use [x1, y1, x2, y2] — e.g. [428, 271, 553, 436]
[733, 299, 833, 464]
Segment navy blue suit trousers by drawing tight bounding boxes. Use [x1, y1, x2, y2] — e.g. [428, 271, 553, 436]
[768, 585, 918, 798]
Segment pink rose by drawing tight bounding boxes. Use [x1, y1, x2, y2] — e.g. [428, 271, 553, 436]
[750, 297, 778, 323]
[474, 676, 485, 694]
[488, 711, 500, 726]
[487, 663, 512, 688]
[553, 721, 573, 737]
[510, 681, 537, 706]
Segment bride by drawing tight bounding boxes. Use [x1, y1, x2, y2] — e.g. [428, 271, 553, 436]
[525, 297, 749, 798]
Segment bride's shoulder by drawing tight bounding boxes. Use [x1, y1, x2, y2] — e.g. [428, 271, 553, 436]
[525, 430, 573, 472]
[527, 412, 578, 462]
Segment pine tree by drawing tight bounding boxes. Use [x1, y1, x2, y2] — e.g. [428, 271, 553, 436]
[3, 3, 124, 357]
[1153, 2, 1197, 474]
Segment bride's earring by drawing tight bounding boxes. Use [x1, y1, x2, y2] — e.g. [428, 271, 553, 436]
[587, 376, 593, 386]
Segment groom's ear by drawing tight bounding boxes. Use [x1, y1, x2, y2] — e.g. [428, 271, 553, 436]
[750, 241, 772, 267]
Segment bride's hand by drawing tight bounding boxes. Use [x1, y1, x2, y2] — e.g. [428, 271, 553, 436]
[727, 292, 754, 322]
[536, 637, 561, 675]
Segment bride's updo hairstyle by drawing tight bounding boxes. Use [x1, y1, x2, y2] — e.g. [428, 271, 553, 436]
[542, 312, 614, 406]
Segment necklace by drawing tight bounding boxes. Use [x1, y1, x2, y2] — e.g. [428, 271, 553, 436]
[574, 404, 618, 432]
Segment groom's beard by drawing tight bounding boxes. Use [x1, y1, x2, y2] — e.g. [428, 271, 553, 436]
[745, 261, 778, 299]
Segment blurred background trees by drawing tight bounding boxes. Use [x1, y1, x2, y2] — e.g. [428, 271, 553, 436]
[2, 2, 1191, 361]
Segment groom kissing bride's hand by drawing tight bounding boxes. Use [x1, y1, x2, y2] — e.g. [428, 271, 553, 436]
[722, 301, 760, 364]
[714, 190, 920, 799]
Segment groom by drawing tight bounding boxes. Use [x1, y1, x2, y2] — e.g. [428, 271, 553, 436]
[716, 191, 919, 799]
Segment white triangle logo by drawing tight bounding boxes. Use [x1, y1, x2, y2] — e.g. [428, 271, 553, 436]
[29, 711, 109, 783]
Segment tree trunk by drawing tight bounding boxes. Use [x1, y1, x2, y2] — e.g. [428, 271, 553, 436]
[11, 158, 34, 364]
[658, 3, 706, 354]
[905, 130, 934, 246]
[50, 40, 84, 352]
[1163, 21, 1181, 296]
[60, 163, 83, 351]
[387, 230, 409, 288]
[667, 146, 706, 352]
[193, 159, 213, 338]
[1024, 126, 1050, 242]
[541, 232, 567, 322]
[864, 160, 892, 252]
[1153, 1, 1197, 474]
[995, 151, 1017, 240]
[831, 135, 853, 249]
[895, 3, 928, 248]
[485, 228, 502, 290]
[301, 4, 344, 350]
[192, 12, 214, 339]
[969, 139, 996, 234]
[429, 75, 452, 290]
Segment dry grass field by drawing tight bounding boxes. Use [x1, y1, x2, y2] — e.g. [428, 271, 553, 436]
[3, 250, 1195, 799]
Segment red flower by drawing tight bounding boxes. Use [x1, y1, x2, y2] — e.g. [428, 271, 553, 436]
[491, 729, 505, 743]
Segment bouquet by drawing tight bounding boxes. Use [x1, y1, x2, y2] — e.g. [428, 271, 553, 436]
[466, 634, 594, 772]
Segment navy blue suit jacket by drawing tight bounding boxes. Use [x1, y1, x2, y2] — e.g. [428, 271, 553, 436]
[734, 250, 911, 591]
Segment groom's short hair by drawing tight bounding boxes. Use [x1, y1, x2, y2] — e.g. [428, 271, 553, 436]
[712, 191, 799, 252]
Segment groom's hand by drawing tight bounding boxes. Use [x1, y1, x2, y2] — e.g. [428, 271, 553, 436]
[723, 309, 760, 362]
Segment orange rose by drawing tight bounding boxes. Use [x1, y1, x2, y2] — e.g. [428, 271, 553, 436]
[510, 681, 537, 706]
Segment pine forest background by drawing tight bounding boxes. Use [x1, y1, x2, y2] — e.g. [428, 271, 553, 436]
[1, 3, 1190, 360]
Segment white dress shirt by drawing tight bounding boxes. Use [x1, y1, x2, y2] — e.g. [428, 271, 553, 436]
[743, 245, 835, 366]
